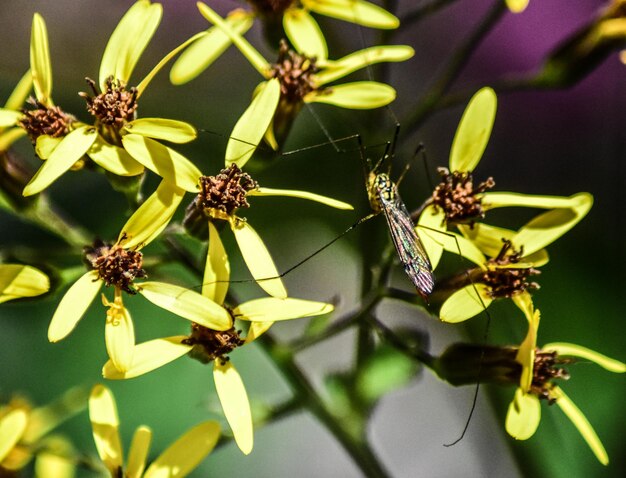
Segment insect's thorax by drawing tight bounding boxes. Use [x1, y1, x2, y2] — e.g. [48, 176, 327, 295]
[367, 172, 396, 212]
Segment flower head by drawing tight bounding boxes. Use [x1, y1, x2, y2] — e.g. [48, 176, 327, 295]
[89, 384, 220, 477]
[103, 221, 335, 455]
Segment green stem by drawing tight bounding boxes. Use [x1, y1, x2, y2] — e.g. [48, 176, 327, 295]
[23, 196, 92, 247]
[260, 334, 392, 478]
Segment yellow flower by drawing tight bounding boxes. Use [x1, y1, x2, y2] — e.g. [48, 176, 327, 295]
[0, 264, 49, 303]
[103, 222, 334, 455]
[181, 163, 353, 297]
[0, 388, 86, 477]
[0, 70, 32, 154]
[18, 3, 205, 198]
[433, 192, 592, 322]
[48, 181, 231, 373]
[505, 0, 529, 13]
[505, 298, 626, 465]
[89, 384, 220, 477]
[182, 2, 413, 167]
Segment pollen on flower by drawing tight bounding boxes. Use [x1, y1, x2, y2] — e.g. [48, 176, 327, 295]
[183, 322, 244, 365]
[19, 97, 74, 142]
[431, 167, 495, 226]
[483, 240, 541, 298]
[530, 349, 572, 403]
[79, 77, 138, 128]
[270, 40, 319, 103]
[83, 239, 146, 294]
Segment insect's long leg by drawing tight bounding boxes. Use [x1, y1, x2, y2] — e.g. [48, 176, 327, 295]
[396, 143, 426, 187]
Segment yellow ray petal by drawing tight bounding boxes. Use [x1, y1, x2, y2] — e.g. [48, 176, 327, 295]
[103, 336, 192, 380]
[34, 436, 75, 478]
[123, 118, 197, 144]
[304, 0, 399, 29]
[0, 128, 27, 152]
[458, 223, 516, 258]
[245, 321, 273, 343]
[122, 134, 201, 192]
[307, 81, 395, 109]
[119, 180, 186, 250]
[170, 9, 253, 85]
[203, 222, 230, 304]
[0, 264, 50, 303]
[23, 126, 98, 196]
[416, 205, 446, 270]
[35, 135, 62, 160]
[0, 409, 28, 462]
[231, 220, 287, 298]
[505, 0, 529, 13]
[4, 70, 32, 111]
[284, 9, 328, 61]
[225, 79, 280, 168]
[542, 343, 626, 373]
[89, 385, 123, 473]
[234, 298, 333, 322]
[439, 283, 492, 323]
[449, 87, 497, 173]
[213, 361, 253, 455]
[127, 426, 152, 478]
[482, 192, 585, 210]
[138, 282, 231, 330]
[417, 221, 486, 267]
[516, 308, 539, 391]
[144, 421, 220, 477]
[30, 13, 52, 105]
[0, 109, 23, 128]
[505, 388, 541, 440]
[48, 271, 101, 342]
[105, 303, 135, 373]
[88, 136, 144, 176]
[250, 187, 353, 210]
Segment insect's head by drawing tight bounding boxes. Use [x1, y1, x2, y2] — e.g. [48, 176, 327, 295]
[367, 172, 395, 212]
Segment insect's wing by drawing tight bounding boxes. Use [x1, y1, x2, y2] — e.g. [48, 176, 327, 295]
[380, 192, 435, 297]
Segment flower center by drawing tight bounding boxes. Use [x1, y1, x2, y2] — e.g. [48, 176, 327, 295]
[247, 0, 295, 16]
[531, 350, 571, 403]
[270, 40, 319, 104]
[183, 322, 244, 364]
[482, 240, 541, 298]
[19, 98, 74, 142]
[193, 164, 259, 218]
[431, 167, 495, 226]
[83, 238, 146, 294]
[80, 77, 138, 129]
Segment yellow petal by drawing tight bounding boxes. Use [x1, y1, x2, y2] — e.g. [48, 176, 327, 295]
[88, 136, 145, 176]
[231, 220, 287, 298]
[449, 87, 497, 172]
[304, 0, 399, 29]
[4, 70, 32, 111]
[417, 221, 486, 267]
[0, 409, 28, 462]
[203, 222, 230, 304]
[505, 388, 541, 440]
[123, 118, 197, 144]
[35, 135, 62, 160]
[105, 304, 135, 373]
[505, 0, 529, 13]
[512, 193, 593, 256]
[119, 180, 186, 249]
[551, 386, 609, 465]
[144, 421, 220, 478]
[439, 283, 492, 323]
[516, 308, 539, 391]
[234, 298, 333, 322]
[284, 9, 328, 61]
[23, 126, 98, 196]
[307, 81, 396, 109]
[0, 128, 27, 152]
[121, 134, 201, 192]
[225, 79, 280, 168]
[0, 109, 23, 128]
[542, 343, 626, 373]
[213, 361, 253, 455]
[34, 436, 76, 478]
[170, 9, 253, 85]
[511, 291, 534, 322]
[89, 385, 123, 473]
[245, 322, 273, 343]
[316, 45, 414, 85]
[30, 13, 52, 105]
[458, 223, 516, 258]
[197, 2, 269, 75]
[48, 271, 101, 342]
[127, 426, 152, 478]
[0, 264, 50, 304]
[138, 282, 231, 330]
[99, 0, 162, 89]
[103, 336, 192, 380]
[416, 205, 446, 269]
[482, 192, 585, 210]
[250, 187, 353, 210]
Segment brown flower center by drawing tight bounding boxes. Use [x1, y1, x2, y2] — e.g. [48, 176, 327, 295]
[83, 238, 146, 294]
[80, 77, 138, 129]
[482, 240, 540, 298]
[183, 322, 244, 364]
[531, 349, 572, 403]
[194, 164, 259, 217]
[19, 98, 74, 143]
[270, 39, 318, 104]
[431, 167, 495, 227]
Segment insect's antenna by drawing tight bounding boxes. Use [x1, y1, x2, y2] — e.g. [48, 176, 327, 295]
[304, 103, 347, 153]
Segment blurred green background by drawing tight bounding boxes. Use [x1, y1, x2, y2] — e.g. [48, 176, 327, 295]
[0, 1, 623, 477]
